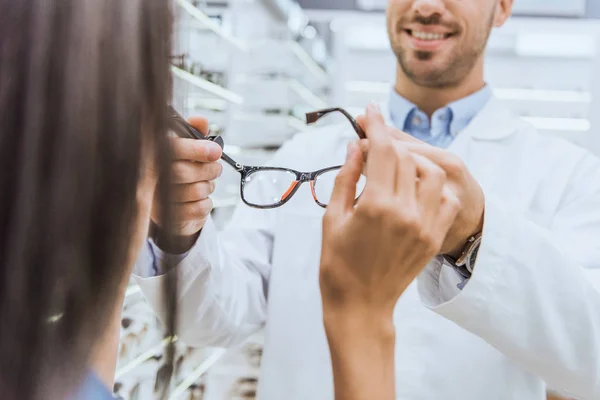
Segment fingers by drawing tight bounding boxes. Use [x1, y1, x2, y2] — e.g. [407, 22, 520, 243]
[356, 114, 366, 134]
[363, 104, 389, 143]
[361, 104, 398, 195]
[171, 160, 223, 184]
[187, 116, 210, 136]
[170, 137, 222, 162]
[395, 142, 463, 174]
[153, 198, 214, 226]
[171, 181, 216, 203]
[392, 144, 417, 204]
[327, 142, 364, 214]
[436, 186, 461, 236]
[173, 198, 214, 222]
[387, 128, 421, 143]
[357, 112, 419, 143]
[413, 153, 446, 218]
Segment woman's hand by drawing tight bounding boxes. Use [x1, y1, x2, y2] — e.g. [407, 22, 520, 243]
[320, 104, 460, 400]
[355, 114, 485, 258]
[320, 104, 460, 321]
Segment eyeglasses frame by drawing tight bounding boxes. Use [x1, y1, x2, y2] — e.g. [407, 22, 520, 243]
[168, 106, 365, 209]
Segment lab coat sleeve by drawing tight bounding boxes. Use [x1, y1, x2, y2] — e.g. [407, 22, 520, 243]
[133, 208, 273, 348]
[418, 155, 600, 400]
[131, 132, 314, 348]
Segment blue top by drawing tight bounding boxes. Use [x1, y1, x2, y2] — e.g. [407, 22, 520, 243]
[71, 372, 114, 400]
[388, 85, 492, 148]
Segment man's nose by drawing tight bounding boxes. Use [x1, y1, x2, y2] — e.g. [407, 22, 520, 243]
[411, 0, 445, 18]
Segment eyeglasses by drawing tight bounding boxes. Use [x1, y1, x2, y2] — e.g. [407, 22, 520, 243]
[169, 106, 366, 209]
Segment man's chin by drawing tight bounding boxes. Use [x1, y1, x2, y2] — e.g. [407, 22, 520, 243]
[404, 67, 446, 85]
[397, 56, 456, 87]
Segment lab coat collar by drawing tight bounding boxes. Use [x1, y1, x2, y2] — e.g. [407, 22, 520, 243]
[460, 97, 519, 141]
[380, 95, 518, 142]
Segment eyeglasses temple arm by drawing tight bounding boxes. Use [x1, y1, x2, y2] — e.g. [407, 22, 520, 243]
[220, 152, 243, 172]
[198, 135, 243, 173]
[168, 106, 244, 172]
[305, 107, 366, 139]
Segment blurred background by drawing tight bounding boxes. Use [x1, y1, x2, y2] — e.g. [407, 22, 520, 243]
[117, 0, 600, 398]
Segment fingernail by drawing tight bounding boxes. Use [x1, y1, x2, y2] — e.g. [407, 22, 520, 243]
[368, 102, 380, 113]
[207, 143, 221, 160]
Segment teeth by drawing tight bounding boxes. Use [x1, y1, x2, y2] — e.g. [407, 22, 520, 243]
[412, 31, 445, 41]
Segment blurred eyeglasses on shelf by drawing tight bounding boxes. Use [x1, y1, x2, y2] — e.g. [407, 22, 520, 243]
[169, 53, 227, 87]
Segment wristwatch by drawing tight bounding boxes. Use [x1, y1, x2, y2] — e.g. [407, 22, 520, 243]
[443, 232, 483, 279]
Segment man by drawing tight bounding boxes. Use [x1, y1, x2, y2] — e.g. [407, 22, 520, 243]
[136, 0, 600, 399]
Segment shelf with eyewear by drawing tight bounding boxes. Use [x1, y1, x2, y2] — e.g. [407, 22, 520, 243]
[167, 333, 264, 400]
[115, 293, 233, 399]
[225, 110, 313, 148]
[232, 73, 328, 110]
[243, 39, 329, 86]
[175, 0, 247, 52]
[172, 66, 244, 105]
[114, 340, 229, 400]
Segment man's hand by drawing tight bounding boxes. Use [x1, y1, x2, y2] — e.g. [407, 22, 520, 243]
[151, 116, 223, 253]
[356, 115, 485, 257]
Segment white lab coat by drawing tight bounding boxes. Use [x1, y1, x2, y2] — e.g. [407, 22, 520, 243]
[135, 97, 600, 400]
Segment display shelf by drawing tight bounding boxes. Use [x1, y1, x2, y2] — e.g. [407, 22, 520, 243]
[288, 78, 328, 109]
[247, 40, 329, 85]
[172, 66, 244, 104]
[233, 75, 327, 110]
[286, 40, 329, 84]
[226, 112, 308, 148]
[176, 0, 247, 52]
[169, 348, 228, 400]
[116, 337, 178, 380]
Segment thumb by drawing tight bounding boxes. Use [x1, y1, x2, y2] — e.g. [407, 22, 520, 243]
[187, 116, 210, 137]
[356, 114, 366, 134]
[327, 142, 363, 213]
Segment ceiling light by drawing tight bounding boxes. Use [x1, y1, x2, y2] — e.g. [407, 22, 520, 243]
[494, 88, 592, 103]
[521, 117, 591, 132]
[515, 33, 596, 59]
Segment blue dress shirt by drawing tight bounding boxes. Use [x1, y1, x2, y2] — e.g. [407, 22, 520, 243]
[388, 86, 492, 148]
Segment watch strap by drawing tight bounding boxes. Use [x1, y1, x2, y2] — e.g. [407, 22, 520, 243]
[442, 232, 483, 279]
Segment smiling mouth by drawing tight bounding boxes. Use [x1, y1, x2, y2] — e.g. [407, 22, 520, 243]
[405, 29, 454, 41]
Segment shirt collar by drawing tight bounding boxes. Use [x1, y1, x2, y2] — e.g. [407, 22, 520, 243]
[447, 85, 493, 136]
[388, 85, 493, 137]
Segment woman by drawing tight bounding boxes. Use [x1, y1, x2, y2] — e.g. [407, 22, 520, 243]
[0, 0, 176, 398]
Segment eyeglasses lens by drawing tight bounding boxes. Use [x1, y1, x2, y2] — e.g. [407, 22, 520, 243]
[243, 169, 298, 207]
[313, 168, 366, 206]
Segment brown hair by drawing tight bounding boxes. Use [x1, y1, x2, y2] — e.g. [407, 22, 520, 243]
[0, 0, 176, 398]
